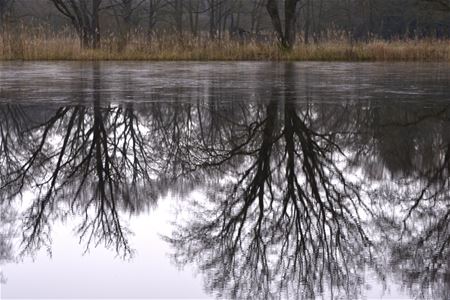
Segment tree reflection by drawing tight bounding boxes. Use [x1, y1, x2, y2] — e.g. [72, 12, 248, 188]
[1, 63, 450, 299]
[163, 66, 450, 299]
[166, 66, 373, 299]
[0, 201, 15, 283]
[0, 67, 162, 256]
[367, 114, 450, 300]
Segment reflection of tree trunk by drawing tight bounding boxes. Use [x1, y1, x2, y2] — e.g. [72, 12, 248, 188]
[251, 99, 278, 226]
[165, 65, 371, 299]
[93, 63, 104, 197]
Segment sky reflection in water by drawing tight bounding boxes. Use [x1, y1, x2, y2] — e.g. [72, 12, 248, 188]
[0, 62, 450, 299]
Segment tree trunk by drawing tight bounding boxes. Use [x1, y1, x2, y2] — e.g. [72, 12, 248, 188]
[0, 0, 12, 34]
[304, 0, 310, 44]
[115, 0, 133, 51]
[81, 28, 91, 49]
[91, 0, 101, 49]
[284, 0, 298, 47]
[0, 12, 4, 33]
[266, 0, 299, 49]
[49, 0, 102, 49]
[148, 0, 156, 34]
[209, 0, 216, 38]
[188, 0, 199, 36]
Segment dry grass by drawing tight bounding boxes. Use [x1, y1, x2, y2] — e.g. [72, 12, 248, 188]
[1, 26, 449, 61]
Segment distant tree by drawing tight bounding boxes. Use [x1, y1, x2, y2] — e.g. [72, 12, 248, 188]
[144, 0, 166, 34]
[186, 0, 200, 35]
[420, 0, 450, 11]
[249, 0, 265, 33]
[266, 0, 300, 49]
[0, 0, 13, 31]
[207, 0, 221, 38]
[48, 0, 103, 48]
[110, 0, 145, 50]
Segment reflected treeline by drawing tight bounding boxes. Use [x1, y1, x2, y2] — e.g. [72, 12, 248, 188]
[1, 64, 450, 299]
[0, 102, 165, 255]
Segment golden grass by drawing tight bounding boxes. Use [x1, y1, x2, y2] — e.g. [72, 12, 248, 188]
[1, 27, 449, 61]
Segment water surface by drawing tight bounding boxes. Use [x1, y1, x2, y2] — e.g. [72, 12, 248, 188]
[1, 62, 450, 299]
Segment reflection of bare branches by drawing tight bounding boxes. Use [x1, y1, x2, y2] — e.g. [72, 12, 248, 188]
[3, 63, 450, 300]
[166, 98, 372, 299]
[0, 105, 38, 187]
[0, 202, 16, 283]
[372, 139, 450, 300]
[379, 194, 450, 300]
[0, 102, 160, 257]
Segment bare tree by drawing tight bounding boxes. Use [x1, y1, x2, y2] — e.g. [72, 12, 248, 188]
[0, 0, 13, 31]
[187, 0, 200, 35]
[144, 0, 166, 33]
[250, 0, 265, 33]
[420, 0, 450, 11]
[49, 0, 103, 48]
[266, 0, 300, 49]
[110, 0, 145, 50]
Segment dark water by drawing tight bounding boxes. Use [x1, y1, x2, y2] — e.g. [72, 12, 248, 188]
[1, 62, 450, 299]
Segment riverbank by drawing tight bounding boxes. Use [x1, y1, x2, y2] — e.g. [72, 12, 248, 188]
[1, 32, 449, 61]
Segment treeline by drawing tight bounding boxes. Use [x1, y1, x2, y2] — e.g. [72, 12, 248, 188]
[1, 0, 450, 49]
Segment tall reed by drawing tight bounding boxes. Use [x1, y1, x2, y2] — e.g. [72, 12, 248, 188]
[1, 25, 449, 61]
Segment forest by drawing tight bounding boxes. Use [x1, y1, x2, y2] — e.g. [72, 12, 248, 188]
[0, 0, 450, 60]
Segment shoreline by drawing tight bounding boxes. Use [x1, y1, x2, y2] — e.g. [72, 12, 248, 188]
[1, 58, 449, 62]
[1, 38, 449, 62]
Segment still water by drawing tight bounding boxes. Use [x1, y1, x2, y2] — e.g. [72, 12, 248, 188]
[0, 62, 449, 299]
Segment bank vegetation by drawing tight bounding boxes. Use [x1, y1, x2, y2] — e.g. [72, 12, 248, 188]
[1, 27, 449, 61]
